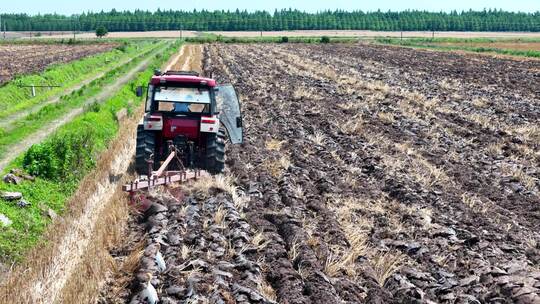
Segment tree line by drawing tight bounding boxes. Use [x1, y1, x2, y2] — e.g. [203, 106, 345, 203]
[2, 9, 539, 32]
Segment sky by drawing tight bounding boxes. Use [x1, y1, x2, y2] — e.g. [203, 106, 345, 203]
[3, 0, 539, 15]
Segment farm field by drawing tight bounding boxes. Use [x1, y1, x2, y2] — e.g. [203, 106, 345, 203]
[0, 5, 539, 304]
[103, 43, 540, 303]
[32, 30, 540, 39]
[375, 38, 540, 58]
[0, 43, 117, 84]
[433, 41, 540, 51]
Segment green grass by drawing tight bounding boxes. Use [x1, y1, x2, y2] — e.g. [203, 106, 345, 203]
[0, 40, 159, 120]
[0, 40, 181, 262]
[375, 37, 540, 58]
[0, 41, 167, 159]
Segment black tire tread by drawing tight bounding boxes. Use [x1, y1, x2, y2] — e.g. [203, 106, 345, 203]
[135, 125, 156, 175]
[205, 127, 226, 174]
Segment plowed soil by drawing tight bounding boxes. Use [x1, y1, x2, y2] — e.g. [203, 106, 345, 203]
[105, 43, 540, 304]
[0, 43, 117, 84]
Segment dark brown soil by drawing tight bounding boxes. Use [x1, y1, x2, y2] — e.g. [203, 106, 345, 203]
[0, 43, 117, 84]
[104, 43, 540, 304]
[204, 43, 540, 303]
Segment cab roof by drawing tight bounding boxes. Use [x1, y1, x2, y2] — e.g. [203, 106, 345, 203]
[150, 74, 217, 87]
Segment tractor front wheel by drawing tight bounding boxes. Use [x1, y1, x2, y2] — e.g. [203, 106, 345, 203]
[135, 125, 157, 175]
[205, 128, 225, 174]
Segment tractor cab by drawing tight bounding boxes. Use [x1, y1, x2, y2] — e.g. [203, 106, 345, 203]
[135, 70, 242, 175]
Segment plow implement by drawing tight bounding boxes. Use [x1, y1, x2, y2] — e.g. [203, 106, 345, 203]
[123, 141, 209, 206]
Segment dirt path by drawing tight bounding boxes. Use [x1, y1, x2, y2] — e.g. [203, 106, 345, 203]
[181, 44, 204, 72]
[163, 44, 185, 71]
[160, 44, 203, 74]
[0, 42, 170, 173]
[169, 44, 203, 73]
[0, 42, 163, 131]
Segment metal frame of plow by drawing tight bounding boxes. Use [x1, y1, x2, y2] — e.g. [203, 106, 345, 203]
[123, 141, 209, 204]
[122, 170, 207, 193]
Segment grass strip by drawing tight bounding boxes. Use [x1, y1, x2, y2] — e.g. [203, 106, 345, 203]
[0, 40, 181, 262]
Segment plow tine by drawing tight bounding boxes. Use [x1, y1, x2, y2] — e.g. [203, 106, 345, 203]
[123, 148, 209, 208]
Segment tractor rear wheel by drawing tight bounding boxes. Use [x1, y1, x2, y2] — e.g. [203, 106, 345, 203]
[205, 128, 225, 174]
[135, 125, 157, 175]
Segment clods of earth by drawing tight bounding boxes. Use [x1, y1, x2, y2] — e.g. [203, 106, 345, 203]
[102, 43, 540, 304]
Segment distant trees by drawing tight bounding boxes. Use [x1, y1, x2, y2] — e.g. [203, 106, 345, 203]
[95, 26, 108, 38]
[0, 9, 538, 32]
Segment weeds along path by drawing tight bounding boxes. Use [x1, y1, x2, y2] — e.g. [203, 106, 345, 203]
[199, 44, 540, 303]
[0, 42, 164, 131]
[0, 42, 171, 173]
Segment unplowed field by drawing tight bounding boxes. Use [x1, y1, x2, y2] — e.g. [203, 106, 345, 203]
[0, 43, 117, 84]
[434, 42, 540, 52]
[107, 43, 539, 304]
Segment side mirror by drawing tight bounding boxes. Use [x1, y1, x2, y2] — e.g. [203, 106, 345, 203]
[136, 86, 143, 97]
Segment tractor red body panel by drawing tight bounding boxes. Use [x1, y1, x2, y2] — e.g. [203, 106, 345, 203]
[162, 117, 200, 140]
[150, 73, 217, 143]
[135, 71, 240, 176]
[150, 75, 217, 87]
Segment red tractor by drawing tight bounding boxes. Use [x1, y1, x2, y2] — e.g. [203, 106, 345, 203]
[135, 70, 243, 175]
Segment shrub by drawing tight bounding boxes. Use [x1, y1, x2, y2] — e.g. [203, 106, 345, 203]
[84, 101, 101, 113]
[115, 43, 128, 52]
[23, 129, 95, 181]
[321, 36, 331, 43]
[280, 36, 289, 43]
[96, 26, 108, 38]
